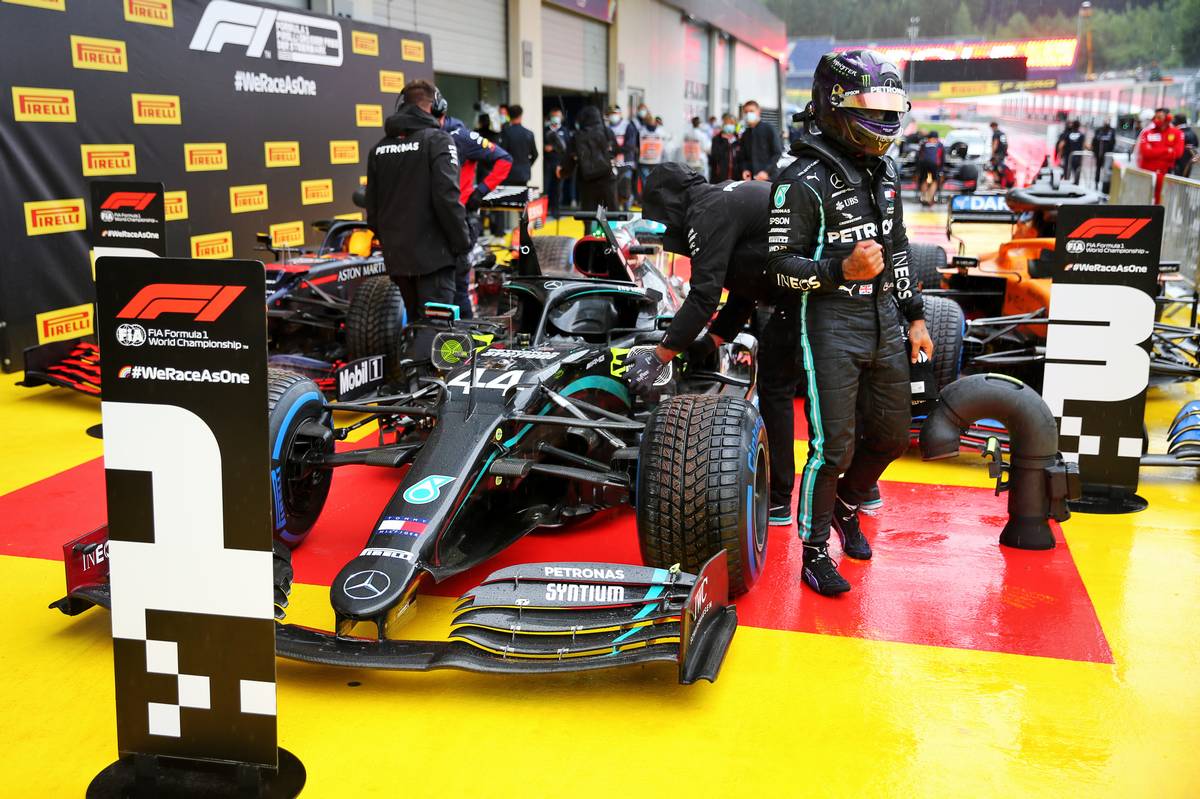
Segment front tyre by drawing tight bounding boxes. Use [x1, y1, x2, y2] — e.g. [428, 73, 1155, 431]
[636, 395, 768, 596]
[268, 368, 334, 548]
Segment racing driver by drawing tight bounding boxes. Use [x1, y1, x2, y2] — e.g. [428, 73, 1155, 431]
[767, 50, 933, 596]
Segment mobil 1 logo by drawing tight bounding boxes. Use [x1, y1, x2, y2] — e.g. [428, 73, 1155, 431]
[1041, 205, 1163, 493]
[95, 256, 277, 768]
[336, 354, 384, 400]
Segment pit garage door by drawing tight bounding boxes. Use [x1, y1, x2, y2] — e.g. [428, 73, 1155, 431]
[541, 5, 608, 92]
[371, 0, 508, 79]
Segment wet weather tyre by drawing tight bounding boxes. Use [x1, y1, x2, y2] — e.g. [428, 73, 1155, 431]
[909, 243, 947, 292]
[636, 394, 768, 596]
[268, 368, 334, 548]
[346, 275, 406, 383]
[924, 295, 965, 391]
[530, 235, 575, 276]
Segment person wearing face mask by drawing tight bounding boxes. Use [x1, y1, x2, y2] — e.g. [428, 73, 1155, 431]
[637, 110, 666, 199]
[682, 116, 710, 178]
[608, 105, 640, 210]
[634, 103, 652, 134]
[544, 108, 567, 217]
[1136, 108, 1185, 202]
[737, 100, 781, 181]
[709, 113, 741, 182]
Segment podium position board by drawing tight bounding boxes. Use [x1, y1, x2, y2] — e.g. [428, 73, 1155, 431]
[95, 256, 277, 768]
[1041, 205, 1162, 507]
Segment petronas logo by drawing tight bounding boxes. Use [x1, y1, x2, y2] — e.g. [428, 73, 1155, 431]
[773, 184, 790, 208]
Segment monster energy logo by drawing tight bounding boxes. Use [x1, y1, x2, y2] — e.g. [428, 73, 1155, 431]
[773, 184, 791, 208]
[861, 74, 871, 87]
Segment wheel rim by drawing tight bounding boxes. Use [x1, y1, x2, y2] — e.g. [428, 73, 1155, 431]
[752, 444, 768, 553]
[281, 417, 331, 522]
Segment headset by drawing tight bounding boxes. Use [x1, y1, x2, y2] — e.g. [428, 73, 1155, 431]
[396, 84, 447, 117]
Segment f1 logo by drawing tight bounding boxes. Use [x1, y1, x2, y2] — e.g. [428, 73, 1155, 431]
[1067, 218, 1150, 240]
[117, 284, 245, 322]
[101, 191, 156, 211]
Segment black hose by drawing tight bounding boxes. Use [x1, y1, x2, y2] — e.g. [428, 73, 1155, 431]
[919, 373, 1066, 550]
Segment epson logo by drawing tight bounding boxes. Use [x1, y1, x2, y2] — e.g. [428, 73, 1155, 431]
[190, 0, 343, 67]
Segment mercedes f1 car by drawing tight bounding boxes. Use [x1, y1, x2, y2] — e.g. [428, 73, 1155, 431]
[51, 206, 762, 683]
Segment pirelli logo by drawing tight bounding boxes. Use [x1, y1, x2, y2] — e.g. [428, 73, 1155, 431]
[131, 93, 181, 124]
[25, 198, 86, 236]
[379, 70, 405, 93]
[36, 303, 94, 345]
[184, 142, 228, 172]
[330, 140, 359, 165]
[3, 0, 66, 10]
[351, 30, 378, 56]
[164, 190, 188, 221]
[124, 0, 173, 27]
[334, 212, 364, 221]
[81, 144, 137, 176]
[270, 220, 305, 248]
[301, 178, 333, 205]
[71, 35, 128, 71]
[356, 104, 383, 127]
[191, 231, 233, 259]
[11, 86, 76, 122]
[401, 39, 425, 62]
[265, 140, 301, 168]
[229, 184, 268, 214]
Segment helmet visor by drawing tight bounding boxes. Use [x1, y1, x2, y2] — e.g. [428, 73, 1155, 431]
[838, 88, 908, 112]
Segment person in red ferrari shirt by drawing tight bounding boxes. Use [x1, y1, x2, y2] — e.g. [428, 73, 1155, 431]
[1136, 107, 1185, 203]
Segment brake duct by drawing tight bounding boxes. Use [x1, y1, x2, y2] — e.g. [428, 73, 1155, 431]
[919, 373, 1080, 550]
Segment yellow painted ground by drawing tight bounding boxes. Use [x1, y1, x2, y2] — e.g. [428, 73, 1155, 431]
[3, 215, 1199, 797]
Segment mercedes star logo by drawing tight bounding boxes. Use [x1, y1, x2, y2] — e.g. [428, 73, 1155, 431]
[342, 570, 391, 600]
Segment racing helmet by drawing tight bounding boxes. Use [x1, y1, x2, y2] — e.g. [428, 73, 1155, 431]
[811, 50, 908, 157]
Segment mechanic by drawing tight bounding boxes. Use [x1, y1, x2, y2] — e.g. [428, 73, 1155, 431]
[737, 100, 782, 181]
[989, 121, 1012, 186]
[766, 50, 933, 596]
[1136, 108, 1185, 202]
[544, 108, 568, 216]
[1057, 120, 1086, 182]
[915, 129, 944, 204]
[442, 111, 512, 318]
[1172, 113, 1197, 177]
[559, 105, 618, 213]
[1091, 119, 1117, 188]
[499, 105, 538, 187]
[608, 105, 640, 210]
[366, 80, 470, 353]
[629, 164, 807, 523]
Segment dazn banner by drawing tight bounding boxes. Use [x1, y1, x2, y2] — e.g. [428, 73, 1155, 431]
[0, 0, 432, 371]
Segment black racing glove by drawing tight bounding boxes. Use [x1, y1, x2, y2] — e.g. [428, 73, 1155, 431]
[623, 348, 668, 397]
[466, 186, 487, 212]
[685, 333, 718, 368]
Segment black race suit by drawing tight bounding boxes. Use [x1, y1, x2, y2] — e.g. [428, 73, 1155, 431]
[765, 137, 923, 545]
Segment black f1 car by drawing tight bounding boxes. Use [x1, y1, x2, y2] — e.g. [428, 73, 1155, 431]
[52, 207, 762, 683]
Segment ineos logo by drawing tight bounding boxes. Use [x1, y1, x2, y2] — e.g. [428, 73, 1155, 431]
[342, 570, 391, 600]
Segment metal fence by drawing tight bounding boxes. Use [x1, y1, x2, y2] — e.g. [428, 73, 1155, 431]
[1109, 160, 1156, 206]
[1162, 175, 1200, 285]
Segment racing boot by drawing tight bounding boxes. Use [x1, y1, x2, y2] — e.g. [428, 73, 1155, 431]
[802, 544, 851, 596]
[832, 496, 873, 560]
[860, 483, 883, 511]
[769, 502, 793, 527]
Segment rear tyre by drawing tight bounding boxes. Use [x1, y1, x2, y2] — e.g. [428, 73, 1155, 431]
[923, 295, 965, 391]
[268, 368, 334, 548]
[530, 235, 575, 276]
[909, 243, 947, 292]
[636, 395, 768, 596]
[345, 275, 406, 383]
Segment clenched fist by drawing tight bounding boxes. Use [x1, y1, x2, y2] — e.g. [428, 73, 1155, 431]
[841, 240, 885, 281]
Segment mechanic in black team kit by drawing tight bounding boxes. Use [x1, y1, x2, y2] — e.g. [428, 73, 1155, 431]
[629, 164, 806, 526]
[767, 50, 933, 596]
[366, 80, 470, 353]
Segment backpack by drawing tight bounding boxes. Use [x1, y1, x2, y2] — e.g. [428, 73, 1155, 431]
[576, 129, 612, 181]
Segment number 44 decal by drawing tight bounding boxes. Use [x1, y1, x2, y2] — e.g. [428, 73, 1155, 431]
[446, 370, 524, 394]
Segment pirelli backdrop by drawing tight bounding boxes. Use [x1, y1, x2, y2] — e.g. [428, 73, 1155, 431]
[0, 0, 433, 371]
